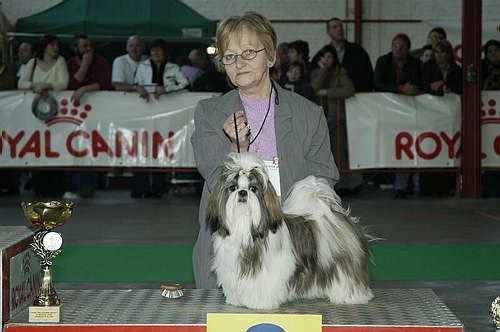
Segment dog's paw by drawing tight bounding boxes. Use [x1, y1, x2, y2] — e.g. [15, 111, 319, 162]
[328, 288, 373, 304]
[225, 296, 243, 307]
[242, 299, 282, 310]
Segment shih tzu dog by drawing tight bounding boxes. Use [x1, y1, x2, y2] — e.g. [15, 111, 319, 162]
[206, 153, 373, 310]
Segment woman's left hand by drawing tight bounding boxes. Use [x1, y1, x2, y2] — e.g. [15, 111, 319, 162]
[33, 83, 51, 97]
[223, 110, 250, 152]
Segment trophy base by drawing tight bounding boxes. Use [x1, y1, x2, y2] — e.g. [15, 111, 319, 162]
[29, 306, 60, 323]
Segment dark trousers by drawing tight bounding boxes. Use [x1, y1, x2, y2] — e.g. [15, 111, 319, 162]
[32, 171, 65, 197]
[132, 172, 168, 195]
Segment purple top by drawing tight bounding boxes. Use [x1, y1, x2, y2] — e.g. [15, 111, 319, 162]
[239, 89, 277, 160]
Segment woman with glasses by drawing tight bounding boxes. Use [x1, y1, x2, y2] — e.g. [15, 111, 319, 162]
[190, 11, 339, 289]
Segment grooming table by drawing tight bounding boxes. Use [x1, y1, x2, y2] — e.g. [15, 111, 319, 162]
[1, 226, 39, 326]
[4, 288, 463, 331]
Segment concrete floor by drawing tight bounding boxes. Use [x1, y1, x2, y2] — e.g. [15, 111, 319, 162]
[2, 183, 500, 331]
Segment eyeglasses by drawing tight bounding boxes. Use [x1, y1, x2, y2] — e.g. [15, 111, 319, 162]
[219, 48, 265, 65]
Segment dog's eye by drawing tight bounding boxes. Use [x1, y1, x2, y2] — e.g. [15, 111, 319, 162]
[229, 185, 237, 192]
[249, 186, 258, 193]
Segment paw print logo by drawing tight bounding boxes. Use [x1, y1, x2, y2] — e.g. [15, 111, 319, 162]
[481, 98, 500, 125]
[46, 98, 93, 127]
[22, 251, 32, 275]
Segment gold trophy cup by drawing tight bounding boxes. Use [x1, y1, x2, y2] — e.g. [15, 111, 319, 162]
[491, 296, 500, 331]
[21, 201, 73, 321]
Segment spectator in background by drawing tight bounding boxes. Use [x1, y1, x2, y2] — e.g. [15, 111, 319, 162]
[374, 33, 422, 199]
[131, 39, 189, 199]
[420, 44, 434, 64]
[481, 39, 500, 197]
[374, 33, 422, 95]
[18, 35, 69, 198]
[427, 27, 447, 48]
[310, 44, 360, 194]
[68, 35, 111, 103]
[134, 38, 189, 101]
[0, 50, 19, 197]
[277, 42, 289, 78]
[287, 40, 310, 79]
[420, 39, 461, 197]
[112, 35, 146, 91]
[311, 17, 373, 92]
[63, 34, 111, 199]
[410, 27, 447, 59]
[14, 42, 35, 85]
[310, 45, 355, 106]
[278, 61, 314, 100]
[178, 56, 202, 86]
[422, 40, 462, 95]
[482, 39, 500, 91]
[18, 34, 68, 96]
[0, 50, 15, 90]
[188, 48, 209, 72]
[188, 48, 231, 93]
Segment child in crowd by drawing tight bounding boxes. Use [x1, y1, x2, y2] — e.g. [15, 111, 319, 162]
[278, 61, 314, 100]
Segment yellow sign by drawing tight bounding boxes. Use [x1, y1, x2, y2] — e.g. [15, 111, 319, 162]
[207, 313, 322, 332]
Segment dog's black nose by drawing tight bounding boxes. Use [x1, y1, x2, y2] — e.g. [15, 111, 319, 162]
[238, 190, 248, 202]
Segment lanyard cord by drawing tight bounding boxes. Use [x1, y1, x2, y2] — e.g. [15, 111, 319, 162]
[234, 81, 278, 153]
[234, 112, 240, 153]
[249, 82, 274, 147]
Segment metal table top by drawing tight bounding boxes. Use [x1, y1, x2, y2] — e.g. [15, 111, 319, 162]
[5, 288, 463, 328]
[0, 226, 34, 250]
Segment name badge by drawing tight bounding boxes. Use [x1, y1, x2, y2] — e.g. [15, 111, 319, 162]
[264, 158, 281, 197]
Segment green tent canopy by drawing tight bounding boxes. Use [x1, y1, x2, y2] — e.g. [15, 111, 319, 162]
[16, 0, 216, 43]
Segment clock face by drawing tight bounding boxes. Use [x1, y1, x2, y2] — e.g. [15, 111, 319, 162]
[42, 232, 63, 251]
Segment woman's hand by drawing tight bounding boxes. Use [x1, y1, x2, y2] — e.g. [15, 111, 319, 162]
[155, 86, 166, 99]
[32, 83, 51, 97]
[430, 81, 444, 93]
[223, 110, 250, 152]
[71, 87, 86, 104]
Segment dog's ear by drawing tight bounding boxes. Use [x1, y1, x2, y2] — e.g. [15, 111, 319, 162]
[206, 181, 230, 237]
[206, 181, 222, 232]
[263, 181, 284, 233]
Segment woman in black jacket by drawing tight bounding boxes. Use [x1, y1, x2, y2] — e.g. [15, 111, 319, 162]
[422, 40, 462, 95]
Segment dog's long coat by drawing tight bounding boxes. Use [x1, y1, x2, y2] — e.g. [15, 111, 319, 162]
[207, 153, 373, 309]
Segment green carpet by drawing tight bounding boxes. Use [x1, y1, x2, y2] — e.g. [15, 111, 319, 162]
[51, 244, 500, 283]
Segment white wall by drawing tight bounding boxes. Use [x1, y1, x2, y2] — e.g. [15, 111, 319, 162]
[2, 0, 498, 66]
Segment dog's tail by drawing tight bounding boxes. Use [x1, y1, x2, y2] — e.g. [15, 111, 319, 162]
[282, 175, 370, 258]
[283, 175, 345, 220]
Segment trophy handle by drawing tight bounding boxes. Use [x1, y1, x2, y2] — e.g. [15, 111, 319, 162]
[30, 231, 61, 266]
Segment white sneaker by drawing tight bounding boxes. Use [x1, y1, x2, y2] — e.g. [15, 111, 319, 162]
[62, 191, 79, 199]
